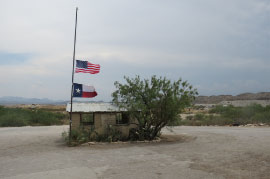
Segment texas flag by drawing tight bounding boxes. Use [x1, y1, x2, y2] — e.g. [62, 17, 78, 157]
[73, 83, 97, 98]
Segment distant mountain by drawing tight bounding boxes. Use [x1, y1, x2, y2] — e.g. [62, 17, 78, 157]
[2, 92, 269, 105]
[195, 92, 270, 104]
[0, 96, 105, 105]
[0, 96, 67, 105]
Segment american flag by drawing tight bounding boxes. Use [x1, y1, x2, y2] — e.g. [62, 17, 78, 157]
[75, 60, 100, 74]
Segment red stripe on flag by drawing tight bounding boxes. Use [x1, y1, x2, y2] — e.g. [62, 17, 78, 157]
[82, 91, 97, 98]
[75, 69, 99, 74]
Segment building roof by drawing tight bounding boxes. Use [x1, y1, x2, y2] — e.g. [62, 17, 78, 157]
[66, 102, 126, 112]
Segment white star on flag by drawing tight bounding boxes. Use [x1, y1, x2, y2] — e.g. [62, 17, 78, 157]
[76, 88, 81, 93]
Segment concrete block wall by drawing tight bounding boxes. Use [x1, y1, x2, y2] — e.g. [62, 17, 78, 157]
[70, 112, 138, 138]
[71, 113, 80, 129]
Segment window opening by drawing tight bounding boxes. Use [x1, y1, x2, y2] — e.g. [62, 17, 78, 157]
[81, 113, 94, 125]
[116, 112, 129, 125]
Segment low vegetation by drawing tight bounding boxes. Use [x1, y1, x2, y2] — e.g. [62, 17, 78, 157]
[0, 106, 68, 127]
[62, 125, 126, 146]
[178, 104, 270, 126]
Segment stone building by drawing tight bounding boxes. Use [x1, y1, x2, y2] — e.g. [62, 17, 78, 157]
[66, 102, 137, 138]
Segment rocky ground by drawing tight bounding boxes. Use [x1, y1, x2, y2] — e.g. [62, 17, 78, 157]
[0, 126, 269, 179]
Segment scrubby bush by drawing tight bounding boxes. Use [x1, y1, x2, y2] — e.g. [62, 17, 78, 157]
[95, 125, 125, 142]
[29, 109, 64, 125]
[194, 113, 205, 121]
[0, 113, 27, 127]
[63, 125, 125, 146]
[251, 111, 270, 124]
[0, 106, 67, 127]
[180, 104, 270, 126]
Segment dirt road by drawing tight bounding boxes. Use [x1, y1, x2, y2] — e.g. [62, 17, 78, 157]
[0, 126, 269, 179]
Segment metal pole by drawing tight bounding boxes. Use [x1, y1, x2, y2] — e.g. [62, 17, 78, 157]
[69, 7, 78, 144]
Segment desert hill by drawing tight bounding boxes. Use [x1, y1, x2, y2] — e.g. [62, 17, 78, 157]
[195, 92, 270, 104]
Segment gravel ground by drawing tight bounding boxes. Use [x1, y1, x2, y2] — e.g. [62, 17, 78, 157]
[0, 126, 269, 179]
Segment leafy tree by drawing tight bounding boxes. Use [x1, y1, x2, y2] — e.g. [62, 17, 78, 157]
[112, 75, 198, 140]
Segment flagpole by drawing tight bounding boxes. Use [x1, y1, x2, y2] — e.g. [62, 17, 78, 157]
[69, 7, 78, 144]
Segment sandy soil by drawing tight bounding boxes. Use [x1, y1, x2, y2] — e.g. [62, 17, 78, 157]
[0, 126, 269, 179]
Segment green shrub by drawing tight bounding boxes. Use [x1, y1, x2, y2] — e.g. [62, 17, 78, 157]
[176, 104, 270, 126]
[205, 104, 270, 125]
[62, 128, 90, 146]
[63, 125, 125, 146]
[251, 112, 270, 124]
[95, 125, 125, 142]
[186, 115, 194, 121]
[167, 115, 182, 126]
[29, 110, 64, 125]
[209, 105, 241, 119]
[194, 113, 205, 120]
[0, 107, 67, 127]
[0, 113, 27, 127]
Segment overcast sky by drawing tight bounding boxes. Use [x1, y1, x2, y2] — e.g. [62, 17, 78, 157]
[0, 0, 270, 101]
